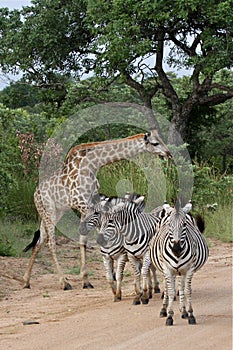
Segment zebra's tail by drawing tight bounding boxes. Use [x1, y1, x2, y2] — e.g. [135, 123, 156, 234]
[23, 230, 40, 252]
[195, 214, 205, 233]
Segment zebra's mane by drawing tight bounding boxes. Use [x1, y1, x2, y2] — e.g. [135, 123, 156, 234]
[91, 192, 146, 214]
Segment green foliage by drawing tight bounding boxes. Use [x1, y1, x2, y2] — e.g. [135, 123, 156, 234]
[0, 221, 35, 257]
[192, 164, 233, 210]
[0, 238, 15, 256]
[0, 82, 40, 109]
[6, 177, 38, 222]
[205, 205, 232, 243]
[98, 154, 168, 210]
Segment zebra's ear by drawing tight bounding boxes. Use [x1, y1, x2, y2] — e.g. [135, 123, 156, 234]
[182, 200, 192, 213]
[133, 195, 145, 204]
[112, 202, 125, 212]
[163, 201, 171, 212]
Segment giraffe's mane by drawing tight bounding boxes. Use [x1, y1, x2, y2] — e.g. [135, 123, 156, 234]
[66, 133, 144, 159]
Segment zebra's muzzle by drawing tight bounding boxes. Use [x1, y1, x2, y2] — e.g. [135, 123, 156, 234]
[172, 241, 182, 257]
[97, 234, 108, 247]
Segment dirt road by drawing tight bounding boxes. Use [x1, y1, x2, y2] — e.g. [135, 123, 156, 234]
[0, 238, 232, 350]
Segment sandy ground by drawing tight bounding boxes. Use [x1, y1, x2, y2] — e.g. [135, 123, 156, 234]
[0, 237, 232, 350]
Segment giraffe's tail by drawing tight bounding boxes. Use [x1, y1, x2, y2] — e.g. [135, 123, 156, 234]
[23, 230, 40, 252]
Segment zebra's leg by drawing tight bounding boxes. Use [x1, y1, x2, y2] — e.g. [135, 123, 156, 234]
[141, 251, 151, 305]
[160, 278, 168, 317]
[102, 255, 116, 299]
[164, 268, 176, 325]
[115, 252, 127, 302]
[184, 269, 196, 324]
[80, 233, 94, 289]
[128, 255, 142, 305]
[148, 270, 153, 299]
[178, 275, 188, 319]
[150, 263, 160, 294]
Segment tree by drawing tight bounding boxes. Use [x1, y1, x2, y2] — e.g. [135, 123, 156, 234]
[86, 0, 233, 142]
[0, 0, 232, 143]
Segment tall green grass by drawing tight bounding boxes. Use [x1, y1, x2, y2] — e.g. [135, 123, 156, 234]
[0, 159, 232, 257]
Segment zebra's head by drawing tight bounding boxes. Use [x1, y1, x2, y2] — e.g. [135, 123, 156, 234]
[80, 192, 145, 236]
[96, 195, 146, 248]
[165, 201, 192, 257]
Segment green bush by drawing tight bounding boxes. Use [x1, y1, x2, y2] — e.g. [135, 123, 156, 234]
[6, 177, 38, 222]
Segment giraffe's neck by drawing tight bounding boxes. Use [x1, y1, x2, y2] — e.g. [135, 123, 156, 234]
[82, 136, 144, 172]
[63, 134, 145, 211]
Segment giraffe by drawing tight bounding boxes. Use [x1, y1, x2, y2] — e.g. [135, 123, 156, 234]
[23, 129, 172, 290]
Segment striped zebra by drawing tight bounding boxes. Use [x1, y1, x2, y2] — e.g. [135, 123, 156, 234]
[95, 198, 163, 305]
[83, 193, 146, 302]
[150, 201, 209, 326]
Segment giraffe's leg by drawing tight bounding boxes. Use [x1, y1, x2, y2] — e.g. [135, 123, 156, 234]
[23, 241, 42, 289]
[80, 234, 94, 289]
[47, 222, 72, 290]
[114, 252, 127, 302]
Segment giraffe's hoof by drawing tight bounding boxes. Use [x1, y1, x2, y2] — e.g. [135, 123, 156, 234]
[166, 316, 173, 326]
[64, 282, 72, 290]
[141, 298, 149, 305]
[23, 283, 31, 289]
[83, 282, 94, 289]
[188, 316, 196, 325]
[114, 296, 121, 302]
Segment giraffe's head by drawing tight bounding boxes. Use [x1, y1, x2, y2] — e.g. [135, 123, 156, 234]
[143, 129, 172, 159]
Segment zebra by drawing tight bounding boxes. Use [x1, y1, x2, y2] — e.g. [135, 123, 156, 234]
[83, 193, 146, 302]
[95, 198, 164, 305]
[150, 201, 209, 326]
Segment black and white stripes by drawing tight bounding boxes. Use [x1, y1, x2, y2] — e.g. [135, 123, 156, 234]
[150, 201, 209, 325]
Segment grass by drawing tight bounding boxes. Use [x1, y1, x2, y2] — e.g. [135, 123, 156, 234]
[0, 161, 232, 258]
[0, 221, 37, 257]
[204, 205, 233, 243]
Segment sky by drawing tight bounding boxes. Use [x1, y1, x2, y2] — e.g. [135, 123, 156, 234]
[1, 0, 31, 10]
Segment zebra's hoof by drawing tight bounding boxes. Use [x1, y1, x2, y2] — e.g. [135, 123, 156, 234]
[166, 316, 173, 326]
[141, 298, 149, 305]
[83, 282, 94, 289]
[133, 299, 141, 305]
[188, 316, 196, 324]
[154, 287, 161, 293]
[181, 311, 189, 319]
[64, 282, 72, 290]
[160, 308, 167, 317]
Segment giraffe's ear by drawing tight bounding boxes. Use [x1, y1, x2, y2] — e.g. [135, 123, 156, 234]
[144, 132, 151, 143]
